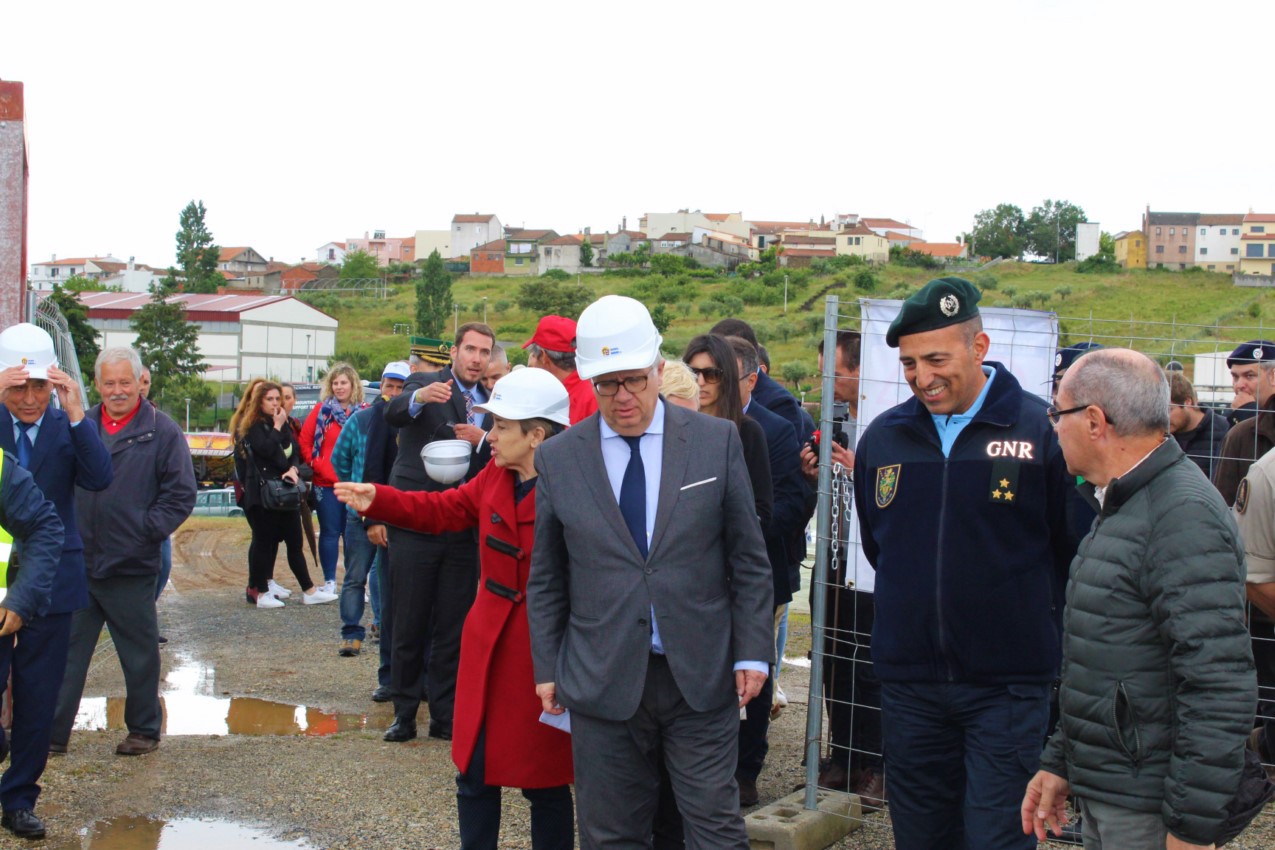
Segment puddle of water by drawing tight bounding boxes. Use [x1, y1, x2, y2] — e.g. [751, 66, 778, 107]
[73, 654, 390, 737]
[47, 816, 309, 849]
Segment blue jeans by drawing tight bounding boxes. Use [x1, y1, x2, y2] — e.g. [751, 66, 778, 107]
[340, 515, 377, 641]
[880, 680, 1049, 850]
[314, 486, 347, 584]
[156, 536, 172, 601]
[368, 546, 383, 627]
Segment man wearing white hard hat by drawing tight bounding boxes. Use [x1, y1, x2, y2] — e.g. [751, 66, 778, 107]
[338, 367, 575, 850]
[0, 322, 108, 839]
[330, 362, 408, 670]
[527, 295, 774, 848]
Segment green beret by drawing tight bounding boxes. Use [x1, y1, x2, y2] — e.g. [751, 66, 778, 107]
[885, 276, 982, 348]
[409, 336, 451, 365]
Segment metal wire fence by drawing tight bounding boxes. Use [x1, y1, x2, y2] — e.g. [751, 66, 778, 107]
[802, 295, 1275, 845]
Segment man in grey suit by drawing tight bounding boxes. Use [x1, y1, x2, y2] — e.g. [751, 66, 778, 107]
[528, 295, 774, 849]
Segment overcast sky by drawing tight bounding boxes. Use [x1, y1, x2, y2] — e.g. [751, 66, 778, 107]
[7, 1, 1272, 269]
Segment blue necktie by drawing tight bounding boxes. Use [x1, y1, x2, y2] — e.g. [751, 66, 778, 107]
[619, 435, 647, 558]
[463, 390, 475, 426]
[15, 422, 33, 468]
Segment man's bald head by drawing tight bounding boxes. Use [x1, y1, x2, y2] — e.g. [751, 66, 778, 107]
[1060, 348, 1168, 438]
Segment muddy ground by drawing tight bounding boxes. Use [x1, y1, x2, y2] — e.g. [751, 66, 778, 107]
[5, 517, 1271, 849]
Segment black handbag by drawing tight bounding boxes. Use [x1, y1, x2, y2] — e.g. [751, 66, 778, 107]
[242, 435, 309, 513]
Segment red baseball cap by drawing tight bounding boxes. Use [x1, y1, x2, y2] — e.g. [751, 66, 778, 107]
[523, 315, 578, 353]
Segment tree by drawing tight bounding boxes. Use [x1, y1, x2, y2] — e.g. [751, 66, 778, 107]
[341, 249, 381, 281]
[161, 373, 216, 427]
[172, 200, 221, 294]
[415, 250, 452, 337]
[579, 239, 594, 268]
[63, 274, 109, 292]
[130, 283, 205, 401]
[970, 203, 1027, 259]
[516, 278, 594, 319]
[1024, 199, 1087, 262]
[45, 284, 100, 380]
[650, 304, 672, 334]
[779, 361, 810, 391]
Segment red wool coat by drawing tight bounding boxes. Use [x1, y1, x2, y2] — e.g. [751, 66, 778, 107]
[364, 462, 573, 788]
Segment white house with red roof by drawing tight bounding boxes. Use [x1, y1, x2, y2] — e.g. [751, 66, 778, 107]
[861, 217, 923, 241]
[315, 241, 347, 264]
[55, 291, 338, 383]
[28, 255, 165, 293]
[451, 214, 503, 257]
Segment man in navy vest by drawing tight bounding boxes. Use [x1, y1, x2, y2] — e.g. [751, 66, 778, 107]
[0, 323, 111, 839]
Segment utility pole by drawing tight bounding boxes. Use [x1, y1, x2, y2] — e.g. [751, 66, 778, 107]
[184, 398, 191, 432]
[482, 296, 488, 324]
[784, 274, 789, 313]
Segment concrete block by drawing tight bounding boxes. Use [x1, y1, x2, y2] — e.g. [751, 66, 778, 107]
[746, 788, 862, 850]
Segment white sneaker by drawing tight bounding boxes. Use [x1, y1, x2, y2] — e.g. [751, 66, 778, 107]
[771, 683, 789, 721]
[303, 588, 339, 605]
[268, 580, 293, 599]
[322, 580, 337, 596]
[256, 593, 285, 609]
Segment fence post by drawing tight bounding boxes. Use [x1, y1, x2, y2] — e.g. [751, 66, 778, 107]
[0, 81, 28, 328]
[803, 294, 841, 810]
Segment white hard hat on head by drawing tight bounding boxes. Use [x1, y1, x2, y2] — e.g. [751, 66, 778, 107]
[381, 361, 410, 381]
[574, 295, 663, 381]
[0, 323, 58, 380]
[475, 367, 570, 426]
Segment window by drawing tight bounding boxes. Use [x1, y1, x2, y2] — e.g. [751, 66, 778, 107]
[1254, 226, 1267, 234]
[1179, 264, 1187, 270]
[1234, 228, 1241, 235]
[1201, 228, 1207, 235]
[1269, 245, 1275, 258]
[1155, 227, 1162, 235]
[1247, 244, 1264, 257]
[1156, 245, 1165, 254]
[1220, 228, 1228, 235]
[1200, 247, 1208, 255]
[1135, 240, 1142, 247]
[854, 237, 862, 245]
[1169, 228, 1175, 236]
[1232, 247, 1240, 255]
[515, 257, 524, 265]
[50, 267, 58, 277]
[1208, 265, 1216, 270]
[1178, 245, 1187, 253]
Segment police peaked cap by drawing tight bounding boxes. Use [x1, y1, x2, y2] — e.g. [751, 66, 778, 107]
[1054, 341, 1104, 376]
[1226, 340, 1275, 369]
[885, 277, 982, 348]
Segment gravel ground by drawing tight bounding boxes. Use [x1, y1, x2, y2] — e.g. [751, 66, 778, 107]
[5, 517, 1272, 849]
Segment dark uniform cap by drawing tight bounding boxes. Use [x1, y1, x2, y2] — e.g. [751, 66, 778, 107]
[1226, 340, 1275, 369]
[885, 277, 982, 348]
[409, 336, 451, 365]
[1054, 341, 1104, 377]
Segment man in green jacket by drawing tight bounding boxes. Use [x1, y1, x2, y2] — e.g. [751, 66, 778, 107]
[1022, 348, 1256, 849]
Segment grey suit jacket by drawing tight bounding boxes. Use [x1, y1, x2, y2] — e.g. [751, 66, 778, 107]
[527, 402, 774, 721]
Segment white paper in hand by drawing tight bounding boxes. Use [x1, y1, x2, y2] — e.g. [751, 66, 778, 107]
[539, 709, 571, 734]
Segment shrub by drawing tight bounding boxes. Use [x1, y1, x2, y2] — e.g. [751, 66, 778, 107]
[541, 268, 570, 281]
[853, 266, 881, 293]
[972, 272, 998, 291]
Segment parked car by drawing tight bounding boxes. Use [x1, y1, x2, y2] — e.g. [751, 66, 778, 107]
[288, 383, 322, 421]
[192, 487, 243, 518]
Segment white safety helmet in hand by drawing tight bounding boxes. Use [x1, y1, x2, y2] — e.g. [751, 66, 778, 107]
[475, 367, 570, 426]
[0, 323, 58, 380]
[574, 295, 663, 381]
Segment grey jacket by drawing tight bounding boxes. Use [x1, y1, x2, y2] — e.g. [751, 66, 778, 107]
[1040, 439, 1256, 845]
[77, 401, 197, 579]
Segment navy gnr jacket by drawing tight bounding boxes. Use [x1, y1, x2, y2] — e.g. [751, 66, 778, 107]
[853, 363, 1076, 685]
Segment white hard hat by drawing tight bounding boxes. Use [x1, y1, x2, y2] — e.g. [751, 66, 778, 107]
[475, 367, 570, 426]
[574, 295, 663, 381]
[421, 439, 472, 485]
[0, 323, 57, 380]
[381, 361, 410, 381]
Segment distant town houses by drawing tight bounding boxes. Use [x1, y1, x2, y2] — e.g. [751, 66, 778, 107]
[28, 255, 165, 293]
[344, 231, 415, 267]
[1138, 205, 1255, 273]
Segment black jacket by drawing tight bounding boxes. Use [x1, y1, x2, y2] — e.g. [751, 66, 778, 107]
[1173, 409, 1230, 480]
[384, 367, 492, 493]
[240, 420, 300, 511]
[1041, 440, 1255, 846]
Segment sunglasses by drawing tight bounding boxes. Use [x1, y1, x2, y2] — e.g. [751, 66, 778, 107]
[689, 366, 724, 384]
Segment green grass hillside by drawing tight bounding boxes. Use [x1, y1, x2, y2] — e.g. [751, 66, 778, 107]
[299, 262, 1275, 402]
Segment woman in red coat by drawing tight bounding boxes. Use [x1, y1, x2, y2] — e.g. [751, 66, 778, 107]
[336, 367, 574, 850]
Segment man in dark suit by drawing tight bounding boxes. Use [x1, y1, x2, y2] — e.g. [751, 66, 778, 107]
[382, 323, 494, 741]
[0, 323, 112, 839]
[529, 296, 774, 849]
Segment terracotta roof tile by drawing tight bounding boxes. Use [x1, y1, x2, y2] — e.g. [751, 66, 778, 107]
[781, 249, 837, 258]
[1198, 213, 1245, 225]
[657, 232, 691, 241]
[453, 214, 496, 223]
[862, 217, 911, 229]
[474, 239, 506, 252]
[547, 235, 583, 246]
[1245, 213, 1275, 223]
[906, 242, 966, 257]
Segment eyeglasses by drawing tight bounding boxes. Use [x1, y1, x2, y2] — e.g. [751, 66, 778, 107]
[689, 366, 724, 384]
[1046, 403, 1115, 427]
[593, 375, 650, 397]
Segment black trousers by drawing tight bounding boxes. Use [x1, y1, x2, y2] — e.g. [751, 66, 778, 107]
[246, 505, 314, 593]
[455, 726, 574, 850]
[387, 525, 477, 727]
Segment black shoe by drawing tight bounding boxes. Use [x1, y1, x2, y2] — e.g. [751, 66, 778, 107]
[158, 636, 168, 645]
[2, 809, 46, 839]
[383, 718, 417, 742]
[737, 777, 760, 808]
[371, 686, 392, 703]
[427, 722, 452, 741]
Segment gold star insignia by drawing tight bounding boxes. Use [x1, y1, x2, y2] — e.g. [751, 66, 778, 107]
[992, 489, 1002, 499]
[999, 478, 1010, 488]
[1004, 490, 1015, 502]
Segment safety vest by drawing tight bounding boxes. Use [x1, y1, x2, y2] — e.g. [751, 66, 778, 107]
[0, 456, 10, 601]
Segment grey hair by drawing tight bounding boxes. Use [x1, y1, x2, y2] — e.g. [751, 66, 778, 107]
[95, 346, 144, 382]
[527, 342, 575, 372]
[1065, 349, 1169, 437]
[490, 344, 509, 367]
[409, 353, 427, 367]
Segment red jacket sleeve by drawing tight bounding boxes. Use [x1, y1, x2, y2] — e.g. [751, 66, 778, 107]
[362, 464, 491, 535]
[299, 406, 320, 464]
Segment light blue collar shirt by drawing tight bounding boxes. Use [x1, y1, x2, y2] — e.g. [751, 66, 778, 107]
[12, 411, 47, 448]
[930, 365, 996, 458]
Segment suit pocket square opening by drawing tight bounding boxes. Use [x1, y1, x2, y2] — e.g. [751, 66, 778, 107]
[680, 477, 717, 491]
